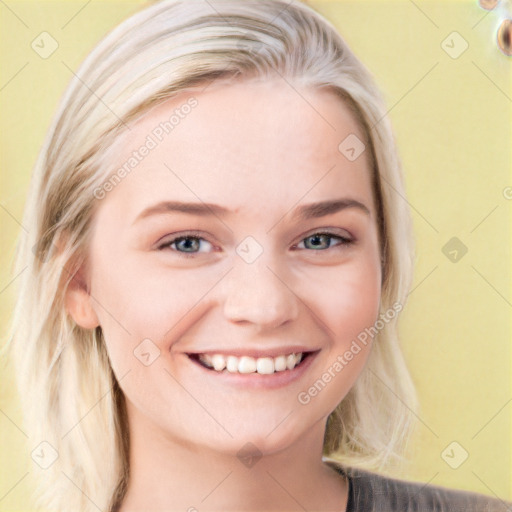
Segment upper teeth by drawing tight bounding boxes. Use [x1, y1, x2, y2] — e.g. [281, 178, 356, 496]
[197, 352, 304, 374]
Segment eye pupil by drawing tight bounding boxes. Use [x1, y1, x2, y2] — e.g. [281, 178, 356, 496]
[177, 237, 199, 252]
[160, 231, 349, 256]
[305, 234, 330, 250]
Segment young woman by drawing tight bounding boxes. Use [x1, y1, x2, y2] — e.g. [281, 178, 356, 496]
[6, 1, 511, 511]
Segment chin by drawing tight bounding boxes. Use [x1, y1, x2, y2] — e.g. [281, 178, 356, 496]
[207, 417, 314, 460]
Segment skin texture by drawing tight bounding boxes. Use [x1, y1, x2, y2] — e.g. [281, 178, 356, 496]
[66, 78, 382, 511]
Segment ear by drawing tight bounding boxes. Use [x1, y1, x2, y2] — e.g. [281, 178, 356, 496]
[65, 264, 100, 329]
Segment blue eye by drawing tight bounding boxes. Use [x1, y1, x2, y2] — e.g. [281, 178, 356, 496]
[296, 232, 353, 251]
[157, 230, 353, 258]
[157, 233, 213, 257]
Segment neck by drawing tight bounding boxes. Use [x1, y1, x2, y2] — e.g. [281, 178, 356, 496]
[118, 407, 348, 512]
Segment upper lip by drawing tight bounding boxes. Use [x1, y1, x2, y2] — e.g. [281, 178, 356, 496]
[185, 346, 321, 359]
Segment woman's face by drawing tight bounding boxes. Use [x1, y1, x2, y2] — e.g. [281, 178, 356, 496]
[72, 79, 382, 456]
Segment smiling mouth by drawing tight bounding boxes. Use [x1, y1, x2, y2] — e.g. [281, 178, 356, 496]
[187, 351, 317, 375]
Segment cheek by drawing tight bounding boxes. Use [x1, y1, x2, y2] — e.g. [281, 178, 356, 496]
[307, 255, 382, 339]
[289, 254, 382, 416]
[298, 264, 381, 411]
[303, 253, 380, 369]
[88, 250, 217, 369]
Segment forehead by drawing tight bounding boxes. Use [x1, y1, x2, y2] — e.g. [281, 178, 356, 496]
[102, 78, 375, 220]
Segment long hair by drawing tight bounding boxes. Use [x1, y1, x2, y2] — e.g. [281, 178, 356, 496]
[4, 1, 418, 510]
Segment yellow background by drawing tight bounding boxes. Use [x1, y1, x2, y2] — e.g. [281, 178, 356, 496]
[0, 0, 510, 509]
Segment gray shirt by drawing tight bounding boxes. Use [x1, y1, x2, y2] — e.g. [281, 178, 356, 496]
[325, 461, 512, 511]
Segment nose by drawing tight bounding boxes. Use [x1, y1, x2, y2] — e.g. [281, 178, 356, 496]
[222, 257, 299, 331]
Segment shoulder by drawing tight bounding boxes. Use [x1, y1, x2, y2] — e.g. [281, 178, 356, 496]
[347, 467, 510, 512]
[324, 460, 511, 512]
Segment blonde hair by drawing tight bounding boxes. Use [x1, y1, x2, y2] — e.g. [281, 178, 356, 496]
[4, 1, 418, 510]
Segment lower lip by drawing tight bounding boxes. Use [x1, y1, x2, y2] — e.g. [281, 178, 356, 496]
[186, 351, 320, 390]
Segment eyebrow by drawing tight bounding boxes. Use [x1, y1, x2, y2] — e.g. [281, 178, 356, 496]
[133, 198, 370, 224]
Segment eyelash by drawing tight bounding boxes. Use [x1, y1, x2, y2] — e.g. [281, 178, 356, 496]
[156, 230, 354, 258]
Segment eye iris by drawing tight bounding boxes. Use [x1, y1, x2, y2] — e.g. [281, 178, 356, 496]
[166, 233, 342, 253]
[176, 237, 200, 252]
[306, 234, 331, 250]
